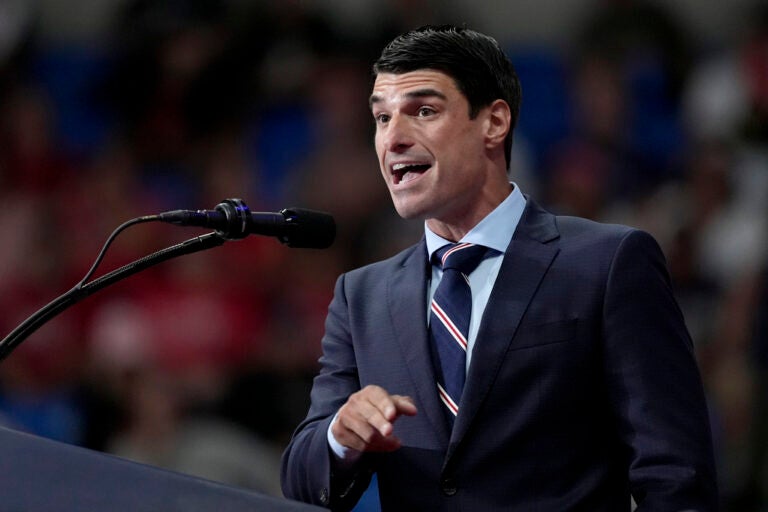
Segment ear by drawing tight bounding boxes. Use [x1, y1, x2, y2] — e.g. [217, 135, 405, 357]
[484, 99, 511, 151]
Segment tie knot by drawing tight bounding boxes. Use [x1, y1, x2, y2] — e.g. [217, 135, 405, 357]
[435, 243, 488, 274]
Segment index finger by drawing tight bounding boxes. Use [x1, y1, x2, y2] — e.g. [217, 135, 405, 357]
[362, 385, 402, 422]
[391, 395, 418, 417]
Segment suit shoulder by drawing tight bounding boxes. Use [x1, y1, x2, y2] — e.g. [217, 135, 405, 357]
[555, 214, 634, 238]
[553, 214, 646, 246]
[550, 215, 664, 266]
[521, 198, 644, 249]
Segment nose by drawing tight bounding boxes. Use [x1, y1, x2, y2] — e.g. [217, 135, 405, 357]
[380, 114, 415, 153]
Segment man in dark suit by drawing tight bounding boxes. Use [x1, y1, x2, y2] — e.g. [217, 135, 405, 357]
[281, 25, 718, 511]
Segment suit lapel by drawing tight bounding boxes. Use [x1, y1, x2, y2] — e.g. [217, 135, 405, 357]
[388, 240, 452, 444]
[447, 199, 561, 456]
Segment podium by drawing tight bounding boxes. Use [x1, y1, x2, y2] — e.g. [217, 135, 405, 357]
[0, 426, 322, 511]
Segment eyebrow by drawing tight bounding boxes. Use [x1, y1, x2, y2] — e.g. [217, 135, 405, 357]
[369, 88, 448, 109]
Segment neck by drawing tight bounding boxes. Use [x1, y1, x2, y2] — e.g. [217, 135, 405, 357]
[427, 181, 512, 242]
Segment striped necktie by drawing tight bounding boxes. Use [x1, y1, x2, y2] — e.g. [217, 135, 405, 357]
[430, 242, 487, 423]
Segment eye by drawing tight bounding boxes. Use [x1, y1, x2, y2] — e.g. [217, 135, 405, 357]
[374, 112, 390, 124]
[417, 106, 436, 117]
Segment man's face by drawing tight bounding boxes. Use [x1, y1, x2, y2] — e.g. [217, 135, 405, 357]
[370, 70, 491, 226]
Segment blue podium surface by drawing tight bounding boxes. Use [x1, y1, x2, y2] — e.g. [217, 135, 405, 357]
[0, 426, 322, 511]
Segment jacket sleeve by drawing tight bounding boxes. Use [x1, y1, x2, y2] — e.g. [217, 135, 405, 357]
[280, 273, 375, 510]
[602, 229, 719, 510]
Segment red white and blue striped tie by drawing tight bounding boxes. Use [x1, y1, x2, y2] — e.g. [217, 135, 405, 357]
[430, 243, 487, 423]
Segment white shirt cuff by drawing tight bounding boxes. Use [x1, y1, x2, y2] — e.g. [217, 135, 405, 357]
[327, 413, 363, 467]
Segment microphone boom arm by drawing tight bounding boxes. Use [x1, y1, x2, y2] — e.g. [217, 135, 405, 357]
[0, 231, 226, 362]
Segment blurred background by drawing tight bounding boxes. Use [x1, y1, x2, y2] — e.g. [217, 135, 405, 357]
[0, 0, 766, 510]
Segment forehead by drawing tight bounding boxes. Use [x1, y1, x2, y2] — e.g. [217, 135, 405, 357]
[370, 70, 461, 106]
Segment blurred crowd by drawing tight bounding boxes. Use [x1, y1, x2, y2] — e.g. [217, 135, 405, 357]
[0, 0, 766, 510]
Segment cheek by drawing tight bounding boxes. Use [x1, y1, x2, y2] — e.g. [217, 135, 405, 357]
[434, 123, 472, 152]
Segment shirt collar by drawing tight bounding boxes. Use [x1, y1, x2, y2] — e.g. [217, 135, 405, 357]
[425, 183, 526, 261]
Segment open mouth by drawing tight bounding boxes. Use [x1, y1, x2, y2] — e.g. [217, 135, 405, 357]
[392, 162, 432, 185]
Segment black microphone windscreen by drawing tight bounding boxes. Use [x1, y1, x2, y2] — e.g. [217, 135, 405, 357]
[279, 208, 336, 249]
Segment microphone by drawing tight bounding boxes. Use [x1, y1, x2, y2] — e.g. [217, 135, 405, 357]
[157, 199, 335, 248]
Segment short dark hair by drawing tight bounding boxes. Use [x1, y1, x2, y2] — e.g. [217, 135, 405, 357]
[374, 25, 522, 169]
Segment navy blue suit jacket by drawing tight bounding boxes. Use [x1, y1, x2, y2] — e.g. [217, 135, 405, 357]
[281, 199, 718, 511]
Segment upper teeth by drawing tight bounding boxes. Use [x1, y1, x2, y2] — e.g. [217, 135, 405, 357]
[393, 163, 417, 171]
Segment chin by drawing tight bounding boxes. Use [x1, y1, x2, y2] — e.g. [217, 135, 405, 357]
[389, 190, 440, 221]
[392, 202, 427, 221]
